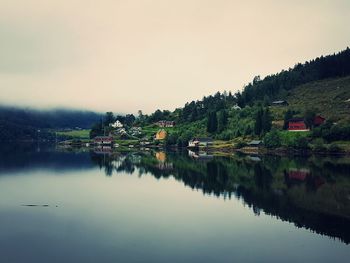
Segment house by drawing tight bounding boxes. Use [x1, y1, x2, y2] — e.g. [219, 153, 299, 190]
[271, 100, 289, 106]
[288, 118, 309, 131]
[314, 115, 325, 126]
[156, 120, 175, 127]
[93, 136, 113, 145]
[155, 129, 167, 140]
[188, 137, 213, 147]
[110, 120, 123, 128]
[247, 140, 263, 147]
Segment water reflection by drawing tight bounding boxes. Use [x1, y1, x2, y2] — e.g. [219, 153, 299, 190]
[0, 143, 350, 250]
[91, 149, 350, 244]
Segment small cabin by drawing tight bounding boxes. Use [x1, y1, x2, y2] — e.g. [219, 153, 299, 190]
[94, 136, 113, 145]
[288, 118, 309, 131]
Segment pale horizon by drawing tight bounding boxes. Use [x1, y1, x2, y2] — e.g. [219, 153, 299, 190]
[0, 0, 349, 114]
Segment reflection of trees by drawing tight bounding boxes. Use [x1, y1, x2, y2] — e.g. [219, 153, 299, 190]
[89, 151, 350, 244]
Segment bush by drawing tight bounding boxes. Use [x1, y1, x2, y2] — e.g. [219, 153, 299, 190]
[312, 138, 326, 152]
[294, 136, 309, 149]
[328, 143, 341, 153]
[264, 130, 281, 148]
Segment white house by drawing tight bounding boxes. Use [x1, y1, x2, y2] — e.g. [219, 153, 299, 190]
[110, 120, 123, 128]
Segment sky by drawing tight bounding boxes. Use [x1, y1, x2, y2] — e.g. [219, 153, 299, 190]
[0, 0, 349, 114]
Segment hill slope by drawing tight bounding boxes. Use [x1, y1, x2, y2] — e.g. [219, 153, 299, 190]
[287, 76, 350, 121]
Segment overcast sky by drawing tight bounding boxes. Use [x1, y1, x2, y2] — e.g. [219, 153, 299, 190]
[0, 0, 349, 113]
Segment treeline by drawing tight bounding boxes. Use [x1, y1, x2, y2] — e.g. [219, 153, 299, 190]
[0, 106, 102, 141]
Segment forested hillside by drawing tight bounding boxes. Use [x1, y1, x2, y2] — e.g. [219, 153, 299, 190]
[130, 47, 350, 147]
[0, 106, 102, 141]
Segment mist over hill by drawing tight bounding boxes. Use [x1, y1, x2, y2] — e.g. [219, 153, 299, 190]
[0, 106, 102, 141]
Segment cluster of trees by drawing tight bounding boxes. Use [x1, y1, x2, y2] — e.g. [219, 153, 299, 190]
[313, 122, 350, 142]
[206, 110, 229, 133]
[254, 107, 272, 136]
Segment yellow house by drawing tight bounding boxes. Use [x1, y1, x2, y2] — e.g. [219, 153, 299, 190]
[155, 129, 167, 140]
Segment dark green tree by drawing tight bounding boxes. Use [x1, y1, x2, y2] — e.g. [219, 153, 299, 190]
[104, 112, 115, 126]
[207, 111, 218, 133]
[254, 108, 263, 135]
[283, 110, 294, 130]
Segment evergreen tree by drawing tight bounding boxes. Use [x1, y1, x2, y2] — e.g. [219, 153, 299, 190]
[254, 108, 263, 135]
[283, 110, 294, 130]
[207, 111, 218, 133]
[104, 112, 115, 126]
[261, 108, 272, 134]
[217, 110, 228, 133]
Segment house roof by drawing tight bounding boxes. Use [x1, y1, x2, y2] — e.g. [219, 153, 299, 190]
[247, 140, 262, 146]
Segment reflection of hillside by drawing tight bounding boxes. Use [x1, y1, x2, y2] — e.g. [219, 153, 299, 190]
[91, 151, 350, 244]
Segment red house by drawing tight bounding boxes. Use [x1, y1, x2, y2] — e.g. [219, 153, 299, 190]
[314, 115, 325, 126]
[288, 118, 309, 131]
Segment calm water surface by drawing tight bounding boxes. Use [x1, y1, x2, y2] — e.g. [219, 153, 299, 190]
[0, 144, 349, 262]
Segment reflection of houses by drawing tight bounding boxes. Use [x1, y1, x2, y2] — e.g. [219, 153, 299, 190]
[271, 100, 288, 106]
[288, 118, 309, 131]
[156, 120, 175, 127]
[288, 168, 310, 181]
[188, 138, 213, 147]
[285, 168, 325, 189]
[188, 150, 214, 160]
[247, 155, 261, 162]
[155, 129, 167, 140]
[94, 146, 113, 154]
[240, 140, 263, 154]
[157, 162, 174, 170]
[155, 152, 166, 162]
[94, 136, 113, 145]
[155, 152, 173, 170]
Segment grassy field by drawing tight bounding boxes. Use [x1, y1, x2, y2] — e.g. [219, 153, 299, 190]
[287, 76, 350, 121]
[57, 129, 91, 139]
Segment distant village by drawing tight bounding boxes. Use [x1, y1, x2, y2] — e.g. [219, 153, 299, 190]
[85, 99, 328, 155]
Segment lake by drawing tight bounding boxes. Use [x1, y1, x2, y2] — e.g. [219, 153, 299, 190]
[0, 144, 349, 262]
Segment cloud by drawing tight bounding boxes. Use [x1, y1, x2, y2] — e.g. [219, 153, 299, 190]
[0, 0, 349, 113]
[0, 21, 79, 74]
